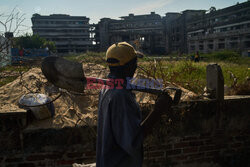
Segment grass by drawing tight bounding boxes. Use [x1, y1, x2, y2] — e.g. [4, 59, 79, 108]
[1, 51, 249, 95]
[0, 76, 17, 87]
[64, 51, 106, 66]
[189, 50, 250, 66]
[63, 51, 249, 95]
[0, 65, 30, 73]
[0, 65, 30, 87]
[138, 60, 249, 94]
[137, 50, 249, 94]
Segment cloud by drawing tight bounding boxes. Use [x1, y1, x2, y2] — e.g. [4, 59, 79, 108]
[130, 0, 174, 14]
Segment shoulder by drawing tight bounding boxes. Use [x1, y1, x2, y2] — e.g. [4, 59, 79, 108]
[100, 88, 133, 102]
[110, 89, 134, 101]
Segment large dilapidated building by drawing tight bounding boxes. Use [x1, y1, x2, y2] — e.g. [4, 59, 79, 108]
[164, 10, 205, 54]
[187, 1, 250, 55]
[95, 12, 165, 54]
[31, 1, 250, 55]
[31, 14, 92, 53]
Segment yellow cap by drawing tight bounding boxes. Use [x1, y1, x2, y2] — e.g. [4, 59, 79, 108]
[106, 42, 143, 67]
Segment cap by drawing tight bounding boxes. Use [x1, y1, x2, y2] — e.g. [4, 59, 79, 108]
[106, 41, 144, 67]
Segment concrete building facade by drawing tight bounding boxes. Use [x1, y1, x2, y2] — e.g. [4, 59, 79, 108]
[31, 14, 92, 53]
[164, 13, 181, 54]
[164, 10, 205, 54]
[187, 1, 250, 55]
[0, 32, 13, 67]
[31, 1, 250, 55]
[96, 12, 166, 54]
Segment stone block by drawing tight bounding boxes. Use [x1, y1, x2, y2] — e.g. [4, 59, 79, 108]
[206, 64, 224, 100]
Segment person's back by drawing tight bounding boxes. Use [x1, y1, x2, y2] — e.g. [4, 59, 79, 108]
[96, 42, 172, 167]
[96, 87, 143, 167]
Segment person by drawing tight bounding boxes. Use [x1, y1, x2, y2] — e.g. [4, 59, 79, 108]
[45, 46, 51, 56]
[19, 48, 24, 57]
[194, 51, 200, 62]
[18, 48, 24, 64]
[96, 42, 172, 167]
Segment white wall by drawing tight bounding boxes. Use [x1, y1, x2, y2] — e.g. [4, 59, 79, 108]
[0, 36, 11, 68]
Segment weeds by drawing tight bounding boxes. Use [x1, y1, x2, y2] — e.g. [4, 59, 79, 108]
[0, 65, 30, 73]
[64, 51, 106, 66]
[137, 59, 249, 95]
[65, 51, 249, 95]
[1, 51, 249, 96]
[0, 65, 30, 87]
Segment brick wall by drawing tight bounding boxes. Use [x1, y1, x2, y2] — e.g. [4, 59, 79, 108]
[142, 97, 250, 167]
[1, 150, 96, 167]
[0, 127, 96, 167]
[0, 96, 250, 167]
[143, 131, 250, 167]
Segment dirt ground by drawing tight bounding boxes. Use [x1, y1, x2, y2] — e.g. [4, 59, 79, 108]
[0, 63, 106, 129]
[0, 63, 197, 129]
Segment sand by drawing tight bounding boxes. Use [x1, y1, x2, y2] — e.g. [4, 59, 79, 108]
[0, 63, 197, 129]
[0, 63, 107, 129]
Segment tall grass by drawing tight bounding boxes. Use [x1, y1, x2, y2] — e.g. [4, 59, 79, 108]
[194, 50, 250, 65]
[1, 51, 248, 95]
[0, 65, 30, 73]
[64, 51, 249, 94]
[64, 51, 106, 66]
[0, 65, 30, 87]
[138, 60, 249, 94]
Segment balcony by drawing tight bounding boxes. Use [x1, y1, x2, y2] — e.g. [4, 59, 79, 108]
[32, 24, 90, 28]
[35, 32, 90, 37]
[188, 28, 250, 41]
[55, 41, 92, 45]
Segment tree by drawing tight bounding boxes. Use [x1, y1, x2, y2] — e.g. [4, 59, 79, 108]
[0, 7, 27, 67]
[14, 34, 56, 52]
[0, 7, 28, 37]
[14, 33, 44, 49]
[43, 40, 56, 52]
[209, 7, 216, 13]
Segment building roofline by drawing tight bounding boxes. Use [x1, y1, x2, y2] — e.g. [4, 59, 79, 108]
[181, 9, 206, 13]
[206, 0, 250, 16]
[119, 12, 160, 19]
[165, 12, 181, 15]
[32, 13, 89, 20]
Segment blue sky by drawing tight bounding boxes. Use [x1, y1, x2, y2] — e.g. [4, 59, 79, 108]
[0, 0, 246, 35]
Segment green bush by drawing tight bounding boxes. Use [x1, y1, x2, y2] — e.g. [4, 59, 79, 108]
[13, 33, 56, 52]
